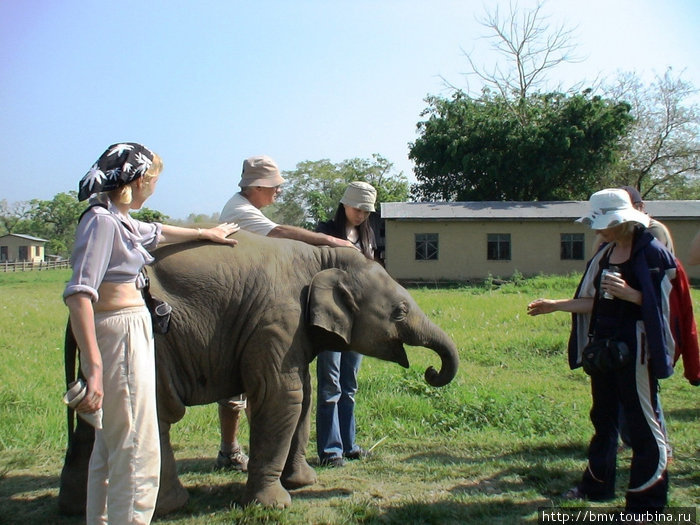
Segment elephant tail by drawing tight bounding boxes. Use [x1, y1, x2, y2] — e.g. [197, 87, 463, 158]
[64, 318, 78, 445]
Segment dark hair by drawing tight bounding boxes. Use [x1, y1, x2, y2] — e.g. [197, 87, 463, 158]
[331, 205, 374, 260]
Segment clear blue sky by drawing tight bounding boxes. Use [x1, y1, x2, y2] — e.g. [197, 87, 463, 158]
[1, 0, 698, 219]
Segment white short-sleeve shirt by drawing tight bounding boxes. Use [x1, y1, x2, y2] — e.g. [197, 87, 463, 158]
[220, 192, 278, 236]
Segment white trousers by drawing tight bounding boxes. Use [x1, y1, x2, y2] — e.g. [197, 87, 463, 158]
[86, 306, 160, 525]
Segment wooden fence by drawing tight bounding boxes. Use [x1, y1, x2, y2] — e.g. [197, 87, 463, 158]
[1, 260, 71, 272]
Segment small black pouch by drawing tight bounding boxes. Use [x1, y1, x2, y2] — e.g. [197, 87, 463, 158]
[141, 269, 171, 335]
[582, 338, 631, 376]
[145, 294, 172, 335]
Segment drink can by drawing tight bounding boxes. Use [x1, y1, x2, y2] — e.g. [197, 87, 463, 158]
[601, 269, 621, 299]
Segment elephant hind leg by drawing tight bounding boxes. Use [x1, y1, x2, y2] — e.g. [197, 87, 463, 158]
[281, 460, 316, 490]
[281, 369, 316, 490]
[155, 420, 189, 515]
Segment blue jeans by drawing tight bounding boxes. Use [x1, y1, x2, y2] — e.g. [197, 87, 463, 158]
[316, 350, 362, 460]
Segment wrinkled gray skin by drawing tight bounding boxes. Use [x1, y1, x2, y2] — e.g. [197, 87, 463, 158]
[59, 230, 459, 512]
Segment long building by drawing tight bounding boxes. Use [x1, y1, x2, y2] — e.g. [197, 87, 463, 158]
[381, 200, 700, 282]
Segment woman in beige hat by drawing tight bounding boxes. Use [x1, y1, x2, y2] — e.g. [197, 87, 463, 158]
[527, 188, 677, 514]
[315, 181, 379, 467]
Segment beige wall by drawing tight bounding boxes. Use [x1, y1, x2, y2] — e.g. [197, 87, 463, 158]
[384, 219, 700, 281]
[0, 237, 45, 263]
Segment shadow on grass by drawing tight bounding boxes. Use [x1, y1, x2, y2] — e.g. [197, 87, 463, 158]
[2, 442, 697, 524]
[405, 439, 698, 513]
[0, 473, 81, 525]
[372, 499, 543, 524]
[666, 406, 700, 422]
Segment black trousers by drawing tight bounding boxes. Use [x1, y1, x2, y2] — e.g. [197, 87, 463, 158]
[579, 337, 668, 511]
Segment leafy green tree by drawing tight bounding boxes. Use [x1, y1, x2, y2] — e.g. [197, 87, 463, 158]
[131, 208, 170, 223]
[0, 199, 31, 235]
[409, 90, 633, 201]
[267, 155, 409, 228]
[25, 191, 85, 256]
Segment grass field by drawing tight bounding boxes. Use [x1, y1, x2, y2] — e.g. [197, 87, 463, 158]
[0, 270, 698, 524]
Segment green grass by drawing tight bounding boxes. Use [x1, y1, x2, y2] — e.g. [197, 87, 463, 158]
[0, 270, 698, 524]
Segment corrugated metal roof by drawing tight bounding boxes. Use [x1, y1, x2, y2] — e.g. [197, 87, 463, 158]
[381, 201, 700, 221]
[0, 233, 49, 242]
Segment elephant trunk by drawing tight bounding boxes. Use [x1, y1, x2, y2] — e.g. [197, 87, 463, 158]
[403, 317, 459, 387]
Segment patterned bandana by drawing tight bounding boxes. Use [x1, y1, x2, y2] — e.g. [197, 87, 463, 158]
[78, 142, 155, 201]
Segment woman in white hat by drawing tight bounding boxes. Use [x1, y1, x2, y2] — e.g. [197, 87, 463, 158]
[527, 188, 677, 513]
[315, 181, 379, 467]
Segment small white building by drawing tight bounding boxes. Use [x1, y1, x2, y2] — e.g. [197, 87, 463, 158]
[0, 233, 49, 263]
[381, 200, 700, 282]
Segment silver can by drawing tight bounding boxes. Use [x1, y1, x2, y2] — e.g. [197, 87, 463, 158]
[601, 269, 621, 300]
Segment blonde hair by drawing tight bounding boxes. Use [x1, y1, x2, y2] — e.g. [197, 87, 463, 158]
[606, 221, 637, 241]
[108, 152, 164, 204]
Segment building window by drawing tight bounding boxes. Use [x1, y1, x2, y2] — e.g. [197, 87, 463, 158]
[415, 233, 438, 260]
[19, 246, 28, 261]
[561, 233, 585, 260]
[487, 233, 511, 260]
[0, 246, 7, 261]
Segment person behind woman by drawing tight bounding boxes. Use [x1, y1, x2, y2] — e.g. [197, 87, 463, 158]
[64, 143, 240, 524]
[315, 181, 379, 467]
[527, 188, 676, 513]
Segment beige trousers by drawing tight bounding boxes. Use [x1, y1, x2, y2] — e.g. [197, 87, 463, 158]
[86, 306, 160, 525]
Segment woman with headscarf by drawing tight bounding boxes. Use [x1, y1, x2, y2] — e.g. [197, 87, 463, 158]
[64, 143, 240, 524]
[527, 188, 676, 513]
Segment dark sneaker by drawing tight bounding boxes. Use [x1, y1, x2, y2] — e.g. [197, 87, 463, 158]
[344, 448, 371, 460]
[216, 448, 249, 472]
[562, 486, 586, 500]
[320, 456, 345, 468]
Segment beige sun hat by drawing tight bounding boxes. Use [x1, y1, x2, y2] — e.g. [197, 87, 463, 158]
[238, 155, 286, 188]
[340, 181, 377, 212]
[576, 188, 650, 230]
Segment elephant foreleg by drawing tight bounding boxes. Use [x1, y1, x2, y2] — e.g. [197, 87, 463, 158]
[281, 370, 316, 490]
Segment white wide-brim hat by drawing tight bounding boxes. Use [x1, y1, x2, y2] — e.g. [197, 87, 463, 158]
[576, 188, 650, 230]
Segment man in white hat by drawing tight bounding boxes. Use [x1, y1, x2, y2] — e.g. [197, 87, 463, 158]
[215, 155, 356, 470]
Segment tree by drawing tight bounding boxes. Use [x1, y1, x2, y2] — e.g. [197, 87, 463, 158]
[267, 155, 410, 228]
[409, 90, 632, 201]
[410, 0, 632, 201]
[131, 208, 170, 223]
[25, 192, 85, 256]
[603, 69, 700, 199]
[0, 199, 31, 235]
[456, 1, 582, 119]
[183, 212, 221, 225]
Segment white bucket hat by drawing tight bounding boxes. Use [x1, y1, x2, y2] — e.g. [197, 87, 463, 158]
[340, 181, 377, 212]
[239, 155, 286, 188]
[576, 188, 650, 230]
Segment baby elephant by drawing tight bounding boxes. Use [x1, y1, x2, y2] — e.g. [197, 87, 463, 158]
[59, 230, 459, 512]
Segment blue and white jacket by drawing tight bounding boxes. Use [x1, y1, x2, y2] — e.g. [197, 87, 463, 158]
[567, 229, 677, 380]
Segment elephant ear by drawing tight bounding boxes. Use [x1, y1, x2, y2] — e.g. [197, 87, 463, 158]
[307, 268, 359, 345]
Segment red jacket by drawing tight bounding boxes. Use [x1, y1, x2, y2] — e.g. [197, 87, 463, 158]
[669, 259, 700, 385]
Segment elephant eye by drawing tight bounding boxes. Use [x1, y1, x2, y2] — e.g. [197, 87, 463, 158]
[391, 302, 408, 322]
